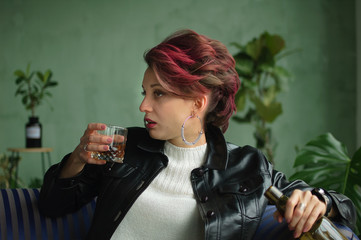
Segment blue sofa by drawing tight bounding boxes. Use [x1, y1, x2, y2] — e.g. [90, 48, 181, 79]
[0, 188, 358, 240]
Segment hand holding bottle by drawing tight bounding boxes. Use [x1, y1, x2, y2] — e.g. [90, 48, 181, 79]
[272, 189, 327, 238]
[265, 186, 347, 240]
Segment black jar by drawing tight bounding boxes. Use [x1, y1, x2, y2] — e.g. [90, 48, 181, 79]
[26, 116, 42, 148]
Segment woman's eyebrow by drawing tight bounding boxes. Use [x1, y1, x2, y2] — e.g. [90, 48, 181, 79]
[142, 83, 163, 90]
[150, 83, 162, 88]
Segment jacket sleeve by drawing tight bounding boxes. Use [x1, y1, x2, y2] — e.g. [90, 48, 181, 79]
[269, 162, 357, 231]
[38, 153, 101, 217]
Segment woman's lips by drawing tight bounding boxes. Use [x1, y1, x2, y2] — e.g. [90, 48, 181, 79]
[144, 118, 157, 129]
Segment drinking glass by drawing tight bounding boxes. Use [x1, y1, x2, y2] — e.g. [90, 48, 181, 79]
[91, 124, 128, 163]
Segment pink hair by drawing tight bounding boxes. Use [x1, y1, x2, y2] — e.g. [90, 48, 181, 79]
[144, 29, 240, 132]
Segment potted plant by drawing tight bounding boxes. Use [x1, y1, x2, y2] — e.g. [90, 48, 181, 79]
[0, 153, 23, 188]
[290, 133, 361, 236]
[14, 64, 58, 148]
[231, 32, 295, 163]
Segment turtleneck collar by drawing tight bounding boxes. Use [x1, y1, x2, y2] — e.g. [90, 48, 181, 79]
[137, 124, 229, 170]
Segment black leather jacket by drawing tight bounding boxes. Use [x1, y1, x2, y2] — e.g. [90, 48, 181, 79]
[39, 125, 356, 240]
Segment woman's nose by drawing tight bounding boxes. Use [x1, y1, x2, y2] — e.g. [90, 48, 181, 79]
[139, 97, 151, 113]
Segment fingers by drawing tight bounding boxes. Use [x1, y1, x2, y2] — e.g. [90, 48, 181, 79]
[113, 134, 126, 143]
[85, 135, 112, 151]
[76, 123, 111, 165]
[78, 149, 107, 165]
[301, 196, 326, 232]
[273, 210, 284, 223]
[81, 123, 111, 149]
[285, 190, 311, 224]
[82, 122, 107, 138]
[290, 197, 314, 236]
[285, 190, 327, 238]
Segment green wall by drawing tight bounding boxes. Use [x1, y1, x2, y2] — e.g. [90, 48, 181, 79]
[0, 0, 357, 184]
[357, 0, 361, 147]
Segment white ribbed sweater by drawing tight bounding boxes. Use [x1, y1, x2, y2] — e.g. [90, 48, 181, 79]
[111, 141, 207, 240]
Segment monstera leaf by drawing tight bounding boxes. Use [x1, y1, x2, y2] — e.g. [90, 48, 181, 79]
[290, 133, 361, 235]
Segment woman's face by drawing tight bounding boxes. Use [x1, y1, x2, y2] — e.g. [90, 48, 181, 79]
[139, 68, 203, 147]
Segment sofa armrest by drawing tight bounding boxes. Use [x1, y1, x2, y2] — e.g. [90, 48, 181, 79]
[0, 188, 95, 240]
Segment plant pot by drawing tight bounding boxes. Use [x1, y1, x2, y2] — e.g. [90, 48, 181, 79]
[26, 116, 42, 148]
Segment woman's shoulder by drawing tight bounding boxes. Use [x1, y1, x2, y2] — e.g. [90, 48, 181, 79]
[226, 142, 264, 156]
[225, 142, 271, 170]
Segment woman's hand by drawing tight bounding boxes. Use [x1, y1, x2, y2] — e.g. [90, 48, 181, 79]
[59, 123, 110, 178]
[273, 189, 327, 238]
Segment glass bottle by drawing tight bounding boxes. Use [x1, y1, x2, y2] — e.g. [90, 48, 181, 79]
[264, 186, 347, 240]
[26, 116, 42, 148]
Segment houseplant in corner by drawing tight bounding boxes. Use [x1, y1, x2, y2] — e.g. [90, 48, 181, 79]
[290, 133, 361, 236]
[231, 32, 294, 163]
[14, 64, 58, 148]
[0, 153, 23, 188]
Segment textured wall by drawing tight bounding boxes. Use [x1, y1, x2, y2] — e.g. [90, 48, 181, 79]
[0, 0, 357, 184]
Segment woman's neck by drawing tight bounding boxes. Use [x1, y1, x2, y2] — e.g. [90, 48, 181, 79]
[167, 134, 207, 148]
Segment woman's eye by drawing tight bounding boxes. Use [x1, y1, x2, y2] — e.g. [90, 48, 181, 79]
[154, 90, 164, 97]
[141, 90, 146, 96]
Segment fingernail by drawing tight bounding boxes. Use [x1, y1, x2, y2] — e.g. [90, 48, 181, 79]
[107, 138, 112, 143]
[101, 125, 106, 130]
[103, 145, 109, 150]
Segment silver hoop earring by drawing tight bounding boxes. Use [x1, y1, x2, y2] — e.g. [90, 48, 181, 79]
[181, 115, 203, 146]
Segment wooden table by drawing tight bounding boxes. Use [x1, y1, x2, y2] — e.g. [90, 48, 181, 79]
[7, 148, 53, 182]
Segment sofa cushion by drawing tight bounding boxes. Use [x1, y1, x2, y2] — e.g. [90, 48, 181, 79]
[0, 188, 95, 240]
[0, 188, 358, 240]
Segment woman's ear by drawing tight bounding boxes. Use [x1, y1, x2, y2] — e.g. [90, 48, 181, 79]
[193, 94, 209, 115]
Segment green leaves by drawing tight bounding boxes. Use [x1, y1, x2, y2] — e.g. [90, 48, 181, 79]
[0, 153, 23, 188]
[293, 134, 350, 168]
[231, 32, 294, 163]
[290, 133, 361, 235]
[13, 64, 58, 116]
[14, 70, 26, 78]
[234, 54, 254, 78]
[251, 94, 282, 123]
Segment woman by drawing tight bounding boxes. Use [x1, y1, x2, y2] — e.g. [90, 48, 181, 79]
[39, 29, 356, 240]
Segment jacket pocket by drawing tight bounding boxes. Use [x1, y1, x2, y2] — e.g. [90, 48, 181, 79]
[218, 174, 264, 219]
[218, 174, 263, 194]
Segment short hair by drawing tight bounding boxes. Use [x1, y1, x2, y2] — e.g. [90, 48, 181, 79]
[144, 29, 240, 133]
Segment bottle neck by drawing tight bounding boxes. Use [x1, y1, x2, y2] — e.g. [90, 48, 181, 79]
[28, 116, 39, 124]
[265, 186, 283, 202]
[265, 186, 288, 215]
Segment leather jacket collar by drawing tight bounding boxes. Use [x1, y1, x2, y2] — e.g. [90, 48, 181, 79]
[137, 124, 229, 171]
